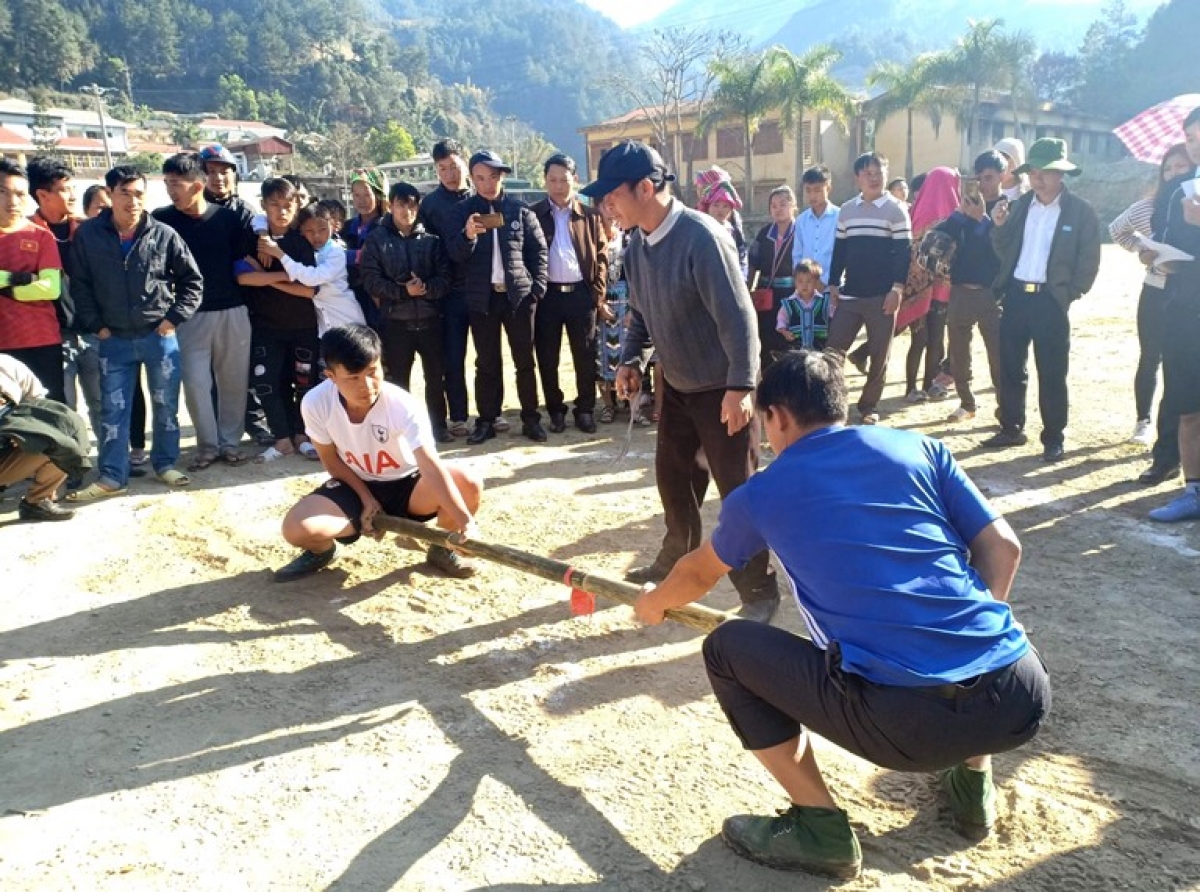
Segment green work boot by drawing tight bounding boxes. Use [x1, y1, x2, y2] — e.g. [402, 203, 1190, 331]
[721, 805, 862, 878]
[939, 763, 996, 840]
[273, 545, 337, 583]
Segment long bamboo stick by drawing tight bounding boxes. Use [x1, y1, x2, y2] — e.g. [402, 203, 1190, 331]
[374, 514, 728, 633]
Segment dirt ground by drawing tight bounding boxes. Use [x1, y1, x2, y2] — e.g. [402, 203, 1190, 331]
[2, 245, 1199, 891]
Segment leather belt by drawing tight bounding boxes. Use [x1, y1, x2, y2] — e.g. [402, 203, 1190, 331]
[918, 664, 1010, 700]
[547, 282, 581, 292]
[1013, 280, 1044, 294]
[491, 284, 507, 293]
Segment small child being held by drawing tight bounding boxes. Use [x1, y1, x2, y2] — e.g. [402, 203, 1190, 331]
[258, 204, 365, 335]
[776, 259, 831, 351]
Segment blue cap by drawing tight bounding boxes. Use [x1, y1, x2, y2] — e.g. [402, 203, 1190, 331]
[198, 144, 237, 168]
[579, 141, 675, 200]
[468, 150, 513, 174]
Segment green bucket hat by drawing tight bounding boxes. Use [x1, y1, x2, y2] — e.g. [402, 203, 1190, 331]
[349, 167, 389, 196]
[1015, 138, 1081, 176]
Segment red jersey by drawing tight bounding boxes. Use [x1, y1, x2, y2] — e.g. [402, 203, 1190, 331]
[0, 222, 62, 350]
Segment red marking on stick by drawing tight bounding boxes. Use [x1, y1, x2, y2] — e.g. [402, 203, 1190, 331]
[564, 567, 595, 616]
[570, 588, 596, 617]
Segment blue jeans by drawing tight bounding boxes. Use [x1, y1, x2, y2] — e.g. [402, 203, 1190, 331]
[63, 334, 103, 441]
[97, 331, 182, 486]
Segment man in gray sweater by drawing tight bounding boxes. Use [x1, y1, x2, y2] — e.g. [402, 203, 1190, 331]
[581, 141, 779, 623]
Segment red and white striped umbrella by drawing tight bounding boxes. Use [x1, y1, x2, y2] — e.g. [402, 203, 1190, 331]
[1113, 94, 1200, 163]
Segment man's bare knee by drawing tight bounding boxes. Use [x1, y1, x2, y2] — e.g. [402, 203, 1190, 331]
[450, 467, 483, 510]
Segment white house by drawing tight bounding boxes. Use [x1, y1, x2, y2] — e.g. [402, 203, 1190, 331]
[0, 98, 131, 169]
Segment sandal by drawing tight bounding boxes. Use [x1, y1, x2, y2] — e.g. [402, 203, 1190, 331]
[129, 448, 148, 466]
[597, 404, 616, 424]
[65, 481, 127, 502]
[156, 468, 192, 487]
[220, 448, 249, 465]
[187, 450, 219, 471]
[297, 441, 320, 461]
[256, 446, 290, 463]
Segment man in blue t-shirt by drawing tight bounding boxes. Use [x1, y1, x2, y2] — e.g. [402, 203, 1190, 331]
[634, 350, 1050, 880]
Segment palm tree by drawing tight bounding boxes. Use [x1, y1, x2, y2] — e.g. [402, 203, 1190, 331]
[928, 19, 1012, 161]
[990, 30, 1038, 143]
[865, 54, 949, 181]
[770, 45, 854, 189]
[703, 48, 784, 213]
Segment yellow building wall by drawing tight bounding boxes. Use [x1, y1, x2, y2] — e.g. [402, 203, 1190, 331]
[582, 111, 853, 210]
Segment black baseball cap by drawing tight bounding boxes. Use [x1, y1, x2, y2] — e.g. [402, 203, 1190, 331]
[468, 150, 513, 174]
[579, 141, 675, 200]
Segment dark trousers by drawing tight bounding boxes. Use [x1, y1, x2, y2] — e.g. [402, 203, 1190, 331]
[826, 295, 895, 415]
[442, 290, 471, 423]
[757, 306, 788, 373]
[947, 285, 1002, 413]
[3, 344, 66, 403]
[904, 300, 948, 392]
[382, 320, 447, 430]
[1155, 295, 1200, 468]
[1134, 284, 1168, 422]
[703, 621, 1050, 772]
[656, 381, 777, 605]
[534, 285, 597, 416]
[250, 326, 320, 441]
[997, 288, 1070, 447]
[469, 292, 540, 424]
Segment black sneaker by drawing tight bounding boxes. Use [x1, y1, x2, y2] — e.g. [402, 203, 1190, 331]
[466, 421, 496, 445]
[981, 429, 1028, 448]
[1042, 443, 1065, 463]
[625, 559, 676, 585]
[274, 545, 337, 582]
[522, 422, 548, 442]
[737, 596, 780, 624]
[1138, 462, 1180, 485]
[18, 499, 76, 523]
[427, 544, 476, 578]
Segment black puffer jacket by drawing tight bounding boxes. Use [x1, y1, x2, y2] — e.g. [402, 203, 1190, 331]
[447, 192, 547, 314]
[70, 210, 203, 337]
[359, 218, 451, 325]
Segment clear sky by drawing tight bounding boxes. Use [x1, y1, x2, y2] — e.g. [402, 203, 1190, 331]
[581, 0, 678, 28]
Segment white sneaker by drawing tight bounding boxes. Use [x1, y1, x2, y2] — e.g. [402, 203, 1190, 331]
[905, 388, 928, 404]
[947, 406, 976, 423]
[1130, 419, 1154, 445]
[860, 412, 880, 425]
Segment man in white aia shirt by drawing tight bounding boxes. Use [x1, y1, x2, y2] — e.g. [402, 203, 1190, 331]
[274, 324, 482, 582]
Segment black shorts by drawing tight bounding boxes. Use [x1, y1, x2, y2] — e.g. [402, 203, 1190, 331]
[1161, 298, 1200, 417]
[703, 621, 1051, 773]
[311, 474, 438, 544]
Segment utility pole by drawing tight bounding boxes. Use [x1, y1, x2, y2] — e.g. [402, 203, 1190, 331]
[80, 84, 114, 170]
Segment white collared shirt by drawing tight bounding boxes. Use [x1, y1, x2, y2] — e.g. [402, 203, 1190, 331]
[1013, 191, 1063, 284]
[490, 226, 504, 285]
[547, 200, 582, 283]
[644, 199, 685, 246]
